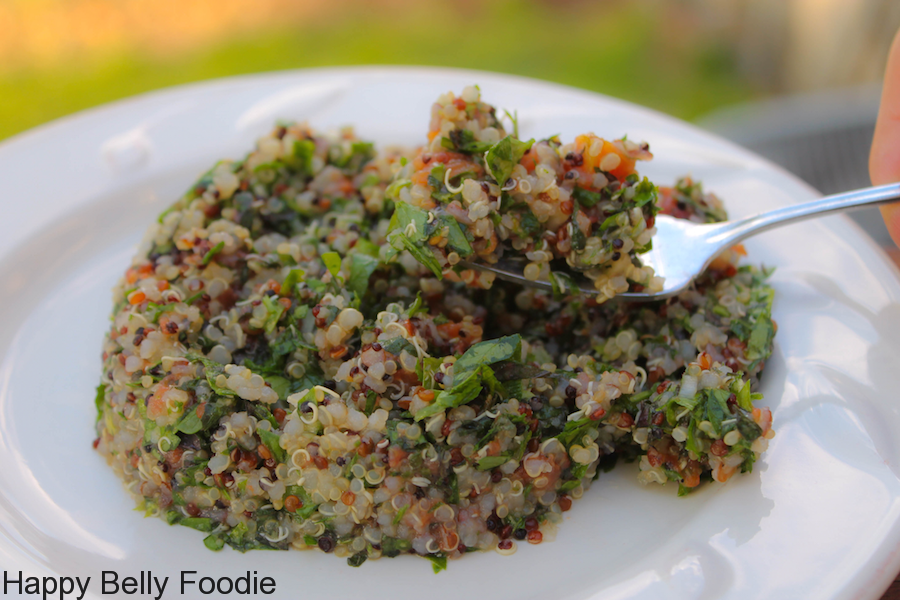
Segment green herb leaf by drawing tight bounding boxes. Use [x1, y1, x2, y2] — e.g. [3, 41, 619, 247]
[558, 479, 581, 492]
[712, 305, 731, 318]
[684, 419, 702, 456]
[548, 271, 576, 299]
[446, 471, 460, 504]
[348, 254, 380, 298]
[476, 455, 509, 471]
[381, 536, 412, 558]
[185, 353, 236, 397]
[485, 135, 534, 186]
[432, 214, 474, 257]
[453, 335, 522, 378]
[413, 365, 495, 422]
[425, 554, 447, 573]
[633, 177, 657, 207]
[261, 295, 286, 334]
[572, 186, 603, 207]
[224, 521, 279, 552]
[393, 504, 409, 525]
[385, 178, 412, 201]
[381, 336, 416, 356]
[175, 399, 232, 435]
[598, 212, 621, 231]
[157, 205, 177, 224]
[322, 252, 341, 277]
[570, 222, 587, 251]
[414, 335, 521, 422]
[491, 360, 546, 382]
[385, 202, 443, 274]
[353, 237, 381, 258]
[559, 462, 589, 492]
[184, 290, 206, 305]
[258, 428, 286, 463]
[281, 268, 305, 296]
[285, 486, 319, 519]
[337, 141, 375, 172]
[180, 517, 214, 532]
[747, 319, 774, 359]
[203, 534, 225, 551]
[364, 390, 377, 415]
[397, 232, 443, 277]
[94, 383, 107, 423]
[201, 241, 225, 266]
[556, 418, 595, 448]
[251, 404, 279, 429]
[736, 380, 752, 411]
[322, 251, 342, 278]
[305, 279, 328, 294]
[348, 552, 368, 567]
[441, 129, 493, 154]
[146, 301, 176, 323]
[502, 378, 524, 401]
[737, 414, 763, 442]
[703, 389, 730, 435]
[175, 406, 202, 434]
[408, 292, 427, 318]
[418, 356, 445, 389]
[291, 139, 316, 177]
[266, 375, 291, 400]
[428, 164, 457, 204]
[519, 211, 540, 237]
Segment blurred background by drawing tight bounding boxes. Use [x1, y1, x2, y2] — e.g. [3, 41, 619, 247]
[1, 0, 900, 248]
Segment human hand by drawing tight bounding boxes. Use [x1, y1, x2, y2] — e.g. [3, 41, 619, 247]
[872, 28, 900, 247]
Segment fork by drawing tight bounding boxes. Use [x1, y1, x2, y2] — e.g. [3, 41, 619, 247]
[459, 182, 900, 301]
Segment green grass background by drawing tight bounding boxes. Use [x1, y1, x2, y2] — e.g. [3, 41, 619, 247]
[0, 1, 755, 141]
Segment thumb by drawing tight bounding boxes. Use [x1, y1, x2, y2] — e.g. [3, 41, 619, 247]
[871, 28, 900, 247]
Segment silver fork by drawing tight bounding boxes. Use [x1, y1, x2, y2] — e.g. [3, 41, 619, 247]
[460, 182, 900, 301]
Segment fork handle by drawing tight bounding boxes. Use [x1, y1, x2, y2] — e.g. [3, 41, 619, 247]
[710, 182, 900, 246]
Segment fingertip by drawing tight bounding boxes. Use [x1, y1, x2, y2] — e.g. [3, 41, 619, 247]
[880, 203, 900, 248]
[870, 27, 900, 185]
[870, 136, 900, 185]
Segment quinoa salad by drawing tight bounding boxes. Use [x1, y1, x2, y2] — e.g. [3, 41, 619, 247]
[94, 86, 777, 570]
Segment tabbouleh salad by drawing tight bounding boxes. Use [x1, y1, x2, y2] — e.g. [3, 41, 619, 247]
[94, 86, 776, 569]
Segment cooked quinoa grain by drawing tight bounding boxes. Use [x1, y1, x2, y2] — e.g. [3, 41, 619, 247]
[94, 89, 776, 568]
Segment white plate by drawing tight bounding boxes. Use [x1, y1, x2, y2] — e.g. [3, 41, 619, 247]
[2, 67, 900, 600]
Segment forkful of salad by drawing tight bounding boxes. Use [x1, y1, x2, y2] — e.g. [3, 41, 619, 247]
[461, 182, 900, 301]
